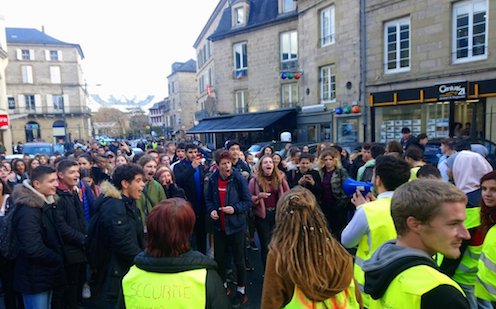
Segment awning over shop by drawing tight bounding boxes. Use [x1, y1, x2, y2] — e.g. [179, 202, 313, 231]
[187, 109, 297, 134]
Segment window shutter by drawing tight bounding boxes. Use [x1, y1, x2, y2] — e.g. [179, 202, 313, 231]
[63, 94, 69, 112]
[58, 50, 63, 61]
[35, 95, 42, 113]
[18, 95, 25, 113]
[46, 95, 53, 113]
[29, 49, 35, 60]
[16, 49, 22, 60]
[45, 50, 51, 61]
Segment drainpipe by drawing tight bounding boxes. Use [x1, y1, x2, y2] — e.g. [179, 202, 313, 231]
[360, 0, 367, 141]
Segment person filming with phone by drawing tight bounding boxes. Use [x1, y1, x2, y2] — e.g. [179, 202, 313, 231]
[286, 153, 322, 200]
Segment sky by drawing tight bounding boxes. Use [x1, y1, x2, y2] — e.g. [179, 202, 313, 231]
[2, 0, 219, 101]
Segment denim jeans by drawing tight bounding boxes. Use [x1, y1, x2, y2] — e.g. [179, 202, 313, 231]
[23, 290, 52, 309]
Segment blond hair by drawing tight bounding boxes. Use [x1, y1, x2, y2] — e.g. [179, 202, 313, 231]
[319, 148, 342, 170]
[392, 179, 467, 235]
[255, 155, 282, 192]
[269, 187, 352, 300]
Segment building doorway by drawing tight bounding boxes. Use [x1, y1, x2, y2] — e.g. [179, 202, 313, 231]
[25, 121, 41, 142]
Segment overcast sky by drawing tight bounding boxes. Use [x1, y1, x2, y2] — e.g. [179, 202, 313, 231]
[2, 0, 219, 100]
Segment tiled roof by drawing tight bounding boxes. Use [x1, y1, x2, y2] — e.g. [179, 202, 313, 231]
[6, 27, 84, 58]
[209, 0, 297, 41]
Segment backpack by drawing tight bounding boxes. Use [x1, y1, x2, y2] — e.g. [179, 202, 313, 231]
[86, 196, 111, 270]
[0, 204, 20, 259]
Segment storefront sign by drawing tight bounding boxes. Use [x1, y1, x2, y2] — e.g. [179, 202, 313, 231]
[0, 114, 9, 128]
[437, 82, 467, 101]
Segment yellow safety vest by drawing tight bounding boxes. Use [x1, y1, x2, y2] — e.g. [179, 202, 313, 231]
[369, 265, 465, 309]
[284, 278, 360, 309]
[354, 197, 396, 307]
[122, 266, 206, 309]
[408, 167, 420, 182]
[452, 207, 482, 285]
[475, 225, 496, 301]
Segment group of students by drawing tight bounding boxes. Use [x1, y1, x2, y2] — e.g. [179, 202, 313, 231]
[1, 136, 496, 309]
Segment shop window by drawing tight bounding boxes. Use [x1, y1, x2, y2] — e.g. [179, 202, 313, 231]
[337, 118, 359, 143]
[320, 124, 332, 142]
[375, 102, 450, 143]
[452, 0, 488, 63]
[384, 17, 410, 73]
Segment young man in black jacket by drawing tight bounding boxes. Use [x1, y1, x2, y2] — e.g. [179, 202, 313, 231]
[174, 143, 207, 254]
[53, 159, 87, 308]
[205, 150, 252, 308]
[12, 166, 65, 309]
[90, 164, 146, 308]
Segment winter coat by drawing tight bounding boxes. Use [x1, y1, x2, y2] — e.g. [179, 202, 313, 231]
[286, 169, 322, 200]
[205, 170, 252, 235]
[55, 186, 87, 264]
[11, 181, 65, 294]
[163, 183, 187, 200]
[135, 180, 166, 227]
[91, 181, 145, 305]
[175, 160, 206, 215]
[319, 167, 350, 209]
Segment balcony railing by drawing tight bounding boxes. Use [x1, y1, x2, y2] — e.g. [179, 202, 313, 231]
[9, 105, 92, 115]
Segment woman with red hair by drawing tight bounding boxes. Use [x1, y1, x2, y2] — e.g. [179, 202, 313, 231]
[121, 198, 229, 309]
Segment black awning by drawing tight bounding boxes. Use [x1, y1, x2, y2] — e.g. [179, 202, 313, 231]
[187, 109, 296, 134]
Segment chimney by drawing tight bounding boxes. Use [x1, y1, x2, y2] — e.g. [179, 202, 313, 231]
[41, 25, 45, 33]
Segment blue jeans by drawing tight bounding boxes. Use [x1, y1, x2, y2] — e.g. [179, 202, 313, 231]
[23, 290, 52, 309]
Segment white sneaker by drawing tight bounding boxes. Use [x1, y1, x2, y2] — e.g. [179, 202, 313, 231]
[82, 282, 91, 299]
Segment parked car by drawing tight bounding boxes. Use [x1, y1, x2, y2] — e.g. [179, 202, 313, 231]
[6, 142, 55, 161]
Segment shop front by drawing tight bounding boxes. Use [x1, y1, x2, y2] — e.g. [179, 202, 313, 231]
[370, 79, 496, 143]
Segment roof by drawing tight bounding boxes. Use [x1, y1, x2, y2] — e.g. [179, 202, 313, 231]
[193, 0, 228, 48]
[209, 0, 298, 41]
[167, 59, 197, 78]
[187, 108, 297, 134]
[6, 28, 84, 59]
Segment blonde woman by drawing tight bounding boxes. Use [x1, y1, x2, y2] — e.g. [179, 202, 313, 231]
[248, 155, 289, 266]
[262, 187, 362, 308]
[319, 148, 351, 239]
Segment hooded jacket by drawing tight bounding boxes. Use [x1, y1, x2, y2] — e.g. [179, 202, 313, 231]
[12, 180, 66, 294]
[121, 250, 229, 309]
[363, 241, 468, 308]
[91, 181, 145, 305]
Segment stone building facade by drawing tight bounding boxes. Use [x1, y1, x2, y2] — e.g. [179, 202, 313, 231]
[0, 16, 13, 153]
[166, 59, 197, 138]
[366, 0, 496, 143]
[5, 27, 92, 144]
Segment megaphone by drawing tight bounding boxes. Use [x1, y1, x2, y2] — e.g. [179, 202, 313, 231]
[343, 178, 373, 196]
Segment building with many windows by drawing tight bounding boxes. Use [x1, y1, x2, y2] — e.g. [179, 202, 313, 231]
[5, 27, 92, 144]
[366, 0, 496, 143]
[166, 59, 197, 138]
[0, 17, 12, 153]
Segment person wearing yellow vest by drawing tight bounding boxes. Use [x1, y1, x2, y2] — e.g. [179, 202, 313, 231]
[342, 155, 411, 307]
[121, 198, 229, 309]
[363, 179, 470, 308]
[475, 171, 496, 307]
[404, 145, 426, 182]
[441, 150, 493, 309]
[261, 187, 362, 309]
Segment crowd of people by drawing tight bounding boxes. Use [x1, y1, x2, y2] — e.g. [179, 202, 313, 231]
[0, 131, 495, 309]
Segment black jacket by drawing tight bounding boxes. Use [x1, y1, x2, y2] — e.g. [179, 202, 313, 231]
[286, 169, 322, 200]
[119, 250, 229, 309]
[205, 170, 252, 235]
[175, 160, 206, 215]
[91, 181, 145, 305]
[11, 181, 65, 294]
[163, 183, 187, 200]
[55, 186, 87, 264]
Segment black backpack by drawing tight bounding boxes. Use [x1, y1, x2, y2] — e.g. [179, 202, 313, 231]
[0, 203, 20, 259]
[86, 196, 111, 270]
